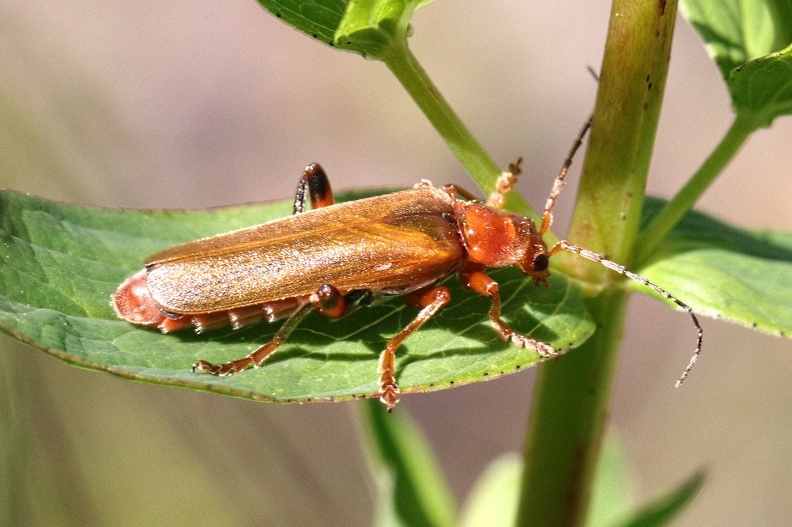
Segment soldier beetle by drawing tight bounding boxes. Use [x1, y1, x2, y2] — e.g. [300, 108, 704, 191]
[112, 120, 702, 411]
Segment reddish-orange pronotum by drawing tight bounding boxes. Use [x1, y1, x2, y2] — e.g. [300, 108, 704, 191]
[113, 121, 702, 411]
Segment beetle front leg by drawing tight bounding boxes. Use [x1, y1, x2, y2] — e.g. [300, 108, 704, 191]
[192, 302, 312, 376]
[375, 286, 451, 412]
[293, 163, 334, 214]
[460, 266, 559, 358]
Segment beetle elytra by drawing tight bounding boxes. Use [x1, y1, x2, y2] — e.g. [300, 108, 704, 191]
[112, 121, 702, 411]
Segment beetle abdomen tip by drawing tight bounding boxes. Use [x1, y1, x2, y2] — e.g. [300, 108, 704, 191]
[112, 269, 166, 327]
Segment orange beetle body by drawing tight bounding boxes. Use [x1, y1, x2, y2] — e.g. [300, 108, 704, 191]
[113, 164, 555, 411]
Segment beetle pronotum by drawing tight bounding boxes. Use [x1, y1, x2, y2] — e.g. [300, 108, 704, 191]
[112, 120, 702, 411]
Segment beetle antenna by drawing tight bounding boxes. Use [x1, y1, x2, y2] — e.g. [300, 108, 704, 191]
[551, 240, 703, 387]
[540, 116, 593, 235]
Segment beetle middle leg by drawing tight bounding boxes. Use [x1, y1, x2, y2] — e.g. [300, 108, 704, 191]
[460, 264, 559, 358]
[375, 286, 452, 412]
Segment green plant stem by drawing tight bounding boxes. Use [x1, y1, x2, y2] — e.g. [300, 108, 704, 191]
[382, 42, 536, 219]
[636, 114, 756, 264]
[518, 1, 679, 525]
[517, 290, 628, 526]
[382, 43, 498, 185]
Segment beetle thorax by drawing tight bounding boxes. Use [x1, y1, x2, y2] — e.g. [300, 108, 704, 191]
[453, 202, 547, 272]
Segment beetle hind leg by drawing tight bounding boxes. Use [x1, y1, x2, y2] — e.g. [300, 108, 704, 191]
[192, 283, 351, 377]
[375, 286, 451, 412]
[461, 266, 559, 358]
[192, 303, 312, 376]
[293, 163, 334, 214]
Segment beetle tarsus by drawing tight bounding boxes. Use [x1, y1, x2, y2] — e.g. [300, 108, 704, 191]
[507, 333, 559, 358]
[376, 343, 400, 412]
[192, 360, 226, 375]
[377, 383, 400, 413]
[486, 158, 522, 208]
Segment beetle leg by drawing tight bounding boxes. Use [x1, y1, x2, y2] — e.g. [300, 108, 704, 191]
[192, 302, 312, 376]
[375, 286, 452, 412]
[293, 163, 334, 214]
[460, 265, 559, 358]
[192, 282, 349, 377]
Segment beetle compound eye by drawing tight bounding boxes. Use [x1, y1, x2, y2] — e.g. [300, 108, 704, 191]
[533, 254, 549, 272]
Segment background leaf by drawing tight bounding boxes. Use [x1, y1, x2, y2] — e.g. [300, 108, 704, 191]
[729, 43, 792, 127]
[362, 400, 455, 527]
[613, 470, 705, 527]
[681, 0, 792, 127]
[458, 433, 637, 527]
[0, 190, 595, 406]
[458, 453, 521, 527]
[586, 434, 635, 527]
[254, 0, 346, 47]
[457, 436, 704, 527]
[680, 0, 792, 76]
[632, 197, 792, 338]
[254, 0, 433, 57]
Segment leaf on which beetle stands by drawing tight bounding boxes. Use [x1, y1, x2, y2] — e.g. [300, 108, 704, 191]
[0, 190, 594, 406]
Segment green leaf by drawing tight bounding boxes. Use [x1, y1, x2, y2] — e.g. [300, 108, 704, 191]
[681, 0, 792, 127]
[729, 42, 792, 127]
[458, 433, 635, 527]
[254, 0, 433, 58]
[632, 197, 792, 339]
[334, 0, 428, 58]
[254, 0, 346, 47]
[458, 454, 521, 527]
[362, 400, 455, 527]
[613, 470, 705, 527]
[680, 0, 792, 76]
[0, 190, 595, 406]
[587, 433, 635, 527]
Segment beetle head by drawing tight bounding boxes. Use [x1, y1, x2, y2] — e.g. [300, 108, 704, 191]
[454, 202, 550, 285]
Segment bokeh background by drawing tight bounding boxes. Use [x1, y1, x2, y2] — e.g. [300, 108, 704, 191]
[2, 1, 791, 525]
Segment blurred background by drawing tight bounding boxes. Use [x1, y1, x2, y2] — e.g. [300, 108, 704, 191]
[1, 1, 791, 525]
